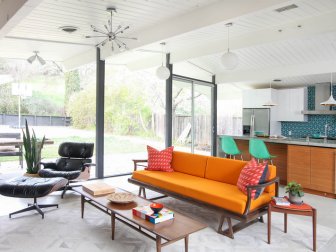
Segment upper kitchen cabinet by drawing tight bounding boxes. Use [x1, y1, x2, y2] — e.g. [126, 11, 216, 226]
[242, 88, 277, 108]
[276, 88, 307, 122]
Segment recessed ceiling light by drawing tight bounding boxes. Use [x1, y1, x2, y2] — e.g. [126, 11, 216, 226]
[59, 26, 79, 33]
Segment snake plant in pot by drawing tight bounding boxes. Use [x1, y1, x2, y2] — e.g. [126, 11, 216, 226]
[285, 181, 304, 205]
[22, 120, 46, 174]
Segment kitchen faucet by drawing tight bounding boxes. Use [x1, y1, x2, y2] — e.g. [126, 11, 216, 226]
[324, 123, 329, 139]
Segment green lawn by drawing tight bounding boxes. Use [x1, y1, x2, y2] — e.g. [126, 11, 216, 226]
[0, 135, 146, 162]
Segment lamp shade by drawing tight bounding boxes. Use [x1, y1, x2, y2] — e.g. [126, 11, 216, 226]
[156, 65, 170, 80]
[221, 51, 239, 70]
[320, 94, 336, 106]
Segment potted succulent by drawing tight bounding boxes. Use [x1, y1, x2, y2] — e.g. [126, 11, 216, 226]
[285, 181, 304, 205]
[22, 120, 46, 175]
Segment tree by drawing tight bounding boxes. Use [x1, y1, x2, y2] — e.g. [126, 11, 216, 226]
[64, 70, 80, 111]
[0, 83, 17, 114]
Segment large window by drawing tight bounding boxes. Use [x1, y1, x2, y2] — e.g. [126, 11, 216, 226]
[0, 59, 96, 177]
[103, 66, 165, 176]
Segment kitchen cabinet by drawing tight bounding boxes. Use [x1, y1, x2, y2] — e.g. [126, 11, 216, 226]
[288, 145, 335, 193]
[310, 147, 335, 193]
[242, 88, 277, 108]
[287, 145, 311, 188]
[276, 88, 307, 122]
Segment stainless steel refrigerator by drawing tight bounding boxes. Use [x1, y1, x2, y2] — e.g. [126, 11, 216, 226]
[242, 108, 270, 136]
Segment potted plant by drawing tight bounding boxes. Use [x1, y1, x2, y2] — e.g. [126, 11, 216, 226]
[22, 120, 46, 175]
[285, 181, 304, 205]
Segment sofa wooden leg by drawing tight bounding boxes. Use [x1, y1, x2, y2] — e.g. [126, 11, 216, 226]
[217, 216, 234, 239]
[143, 187, 147, 199]
[138, 187, 147, 199]
[259, 216, 264, 223]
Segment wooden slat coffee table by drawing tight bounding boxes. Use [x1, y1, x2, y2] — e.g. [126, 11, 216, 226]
[73, 187, 207, 252]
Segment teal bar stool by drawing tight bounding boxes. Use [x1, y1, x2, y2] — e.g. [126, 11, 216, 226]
[221, 136, 243, 160]
[249, 138, 276, 164]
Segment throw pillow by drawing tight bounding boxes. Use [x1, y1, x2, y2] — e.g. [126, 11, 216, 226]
[237, 158, 269, 199]
[146, 146, 174, 172]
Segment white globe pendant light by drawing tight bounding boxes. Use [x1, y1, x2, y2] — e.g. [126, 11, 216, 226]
[221, 23, 239, 70]
[156, 65, 170, 80]
[156, 42, 170, 80]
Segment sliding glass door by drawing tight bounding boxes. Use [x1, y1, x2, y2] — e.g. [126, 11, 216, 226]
[172, 77, 213, 155]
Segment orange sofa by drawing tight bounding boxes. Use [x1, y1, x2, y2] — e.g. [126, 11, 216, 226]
[128, 151, 279, 238]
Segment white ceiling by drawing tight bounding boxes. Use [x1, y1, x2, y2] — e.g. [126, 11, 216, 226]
[1, 0, 336, 88]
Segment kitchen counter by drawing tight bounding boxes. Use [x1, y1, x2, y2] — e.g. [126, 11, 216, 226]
[217, 135, 336, 197]
[219, 135, 336, 148]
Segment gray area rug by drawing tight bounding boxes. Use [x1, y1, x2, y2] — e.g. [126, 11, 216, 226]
[0, 194, 335, 252]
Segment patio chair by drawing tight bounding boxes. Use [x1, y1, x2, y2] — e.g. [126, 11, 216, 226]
[38, 142, 95, 198]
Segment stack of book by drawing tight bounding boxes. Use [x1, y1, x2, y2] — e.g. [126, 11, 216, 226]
[273, 197, 290, 206]
[82, 182, 115, 196]
[132, 205, 174, 224]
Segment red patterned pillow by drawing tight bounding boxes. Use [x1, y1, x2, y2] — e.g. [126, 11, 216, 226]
[237, 158, 269, 199]
[146, 146, 174, 172]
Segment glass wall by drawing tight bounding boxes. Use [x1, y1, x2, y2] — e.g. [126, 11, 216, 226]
[172, 78, 213, 155]
[0, 58, 96, 177]
[103, 66, 165, 176]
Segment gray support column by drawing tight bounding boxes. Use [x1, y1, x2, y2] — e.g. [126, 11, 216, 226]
[211, 75, 217, 156]
[165, 53, 173, 148]
[96, 47, 105, 178]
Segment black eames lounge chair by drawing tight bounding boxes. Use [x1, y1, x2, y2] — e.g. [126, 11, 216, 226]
[38, 142, 95, 198]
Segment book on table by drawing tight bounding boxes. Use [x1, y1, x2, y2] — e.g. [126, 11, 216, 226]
[132, 206, 174, 224]
[82, 182, 115, 196]
[273, 196, 290, 206]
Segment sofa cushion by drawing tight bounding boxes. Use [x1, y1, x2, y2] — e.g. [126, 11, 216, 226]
[146, 146, 174, 172]
[132, 170, 273, 215]
[171, 151, 207, 178]
[237, 159, 268, 199]
[205, 157, 245, 185]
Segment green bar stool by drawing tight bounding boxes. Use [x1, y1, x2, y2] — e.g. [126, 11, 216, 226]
[221, 136, 243, 160]
[249, 138, 276, 164]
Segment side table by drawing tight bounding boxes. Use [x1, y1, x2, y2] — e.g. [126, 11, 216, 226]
[267, 200, 316, 251]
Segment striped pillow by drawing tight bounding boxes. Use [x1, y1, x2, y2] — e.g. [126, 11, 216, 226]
[146, 146, 174, 172]
[237, 158, 269, 199]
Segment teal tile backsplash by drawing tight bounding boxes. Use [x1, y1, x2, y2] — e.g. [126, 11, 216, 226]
[281, 86, 336, 137]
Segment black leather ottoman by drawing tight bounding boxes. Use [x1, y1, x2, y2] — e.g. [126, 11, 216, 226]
[0, 176, 68, 219]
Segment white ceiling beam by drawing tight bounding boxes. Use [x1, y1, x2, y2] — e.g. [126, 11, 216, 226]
[128, 9, 336, 71]
[0, 0, 42, 38]
[64, 0, 288, 69]
[216, 59, 336, 84]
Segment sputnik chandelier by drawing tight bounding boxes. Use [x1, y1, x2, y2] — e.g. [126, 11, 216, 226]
[85, 7, 137, 51]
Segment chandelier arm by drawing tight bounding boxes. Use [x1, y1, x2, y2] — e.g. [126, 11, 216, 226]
[115, 38, 129, 50]
[86, 35, 109, 38]
[114, 26, 129, 35]
[113, 25, 122, 34]
[110, 10, 113, 33]
[96, 38, 108, 47]
[117, 36, 137, 40]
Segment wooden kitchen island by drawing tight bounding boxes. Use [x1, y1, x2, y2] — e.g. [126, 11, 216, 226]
[217, 135, 336, 198]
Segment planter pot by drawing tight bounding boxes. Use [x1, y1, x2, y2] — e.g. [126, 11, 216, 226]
[23, 172, 40, 177]
[288, 193, 303, 205]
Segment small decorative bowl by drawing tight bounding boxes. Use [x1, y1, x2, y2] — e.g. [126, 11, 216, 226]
[150, 203, 163, 214]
